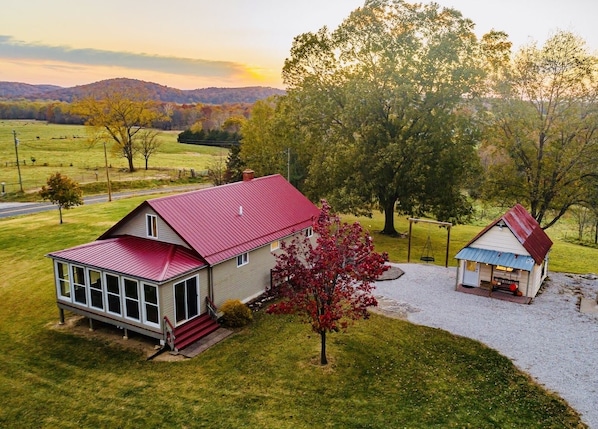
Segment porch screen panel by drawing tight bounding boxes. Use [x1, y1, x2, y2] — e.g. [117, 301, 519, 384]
[106, 274, 121, 315]
[72, 265, 87, 305]
[143, 284, 159, 325]
[124, 279, 140, 320]
[89, 270, 103, 310]
[56, 261, 70, 299]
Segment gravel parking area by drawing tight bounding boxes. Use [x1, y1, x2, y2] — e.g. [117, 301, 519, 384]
[374, 263, 598, 428]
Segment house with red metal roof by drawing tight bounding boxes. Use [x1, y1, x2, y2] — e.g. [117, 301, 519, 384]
[47, 171, 320, 352]
[455, 204, 553, 302]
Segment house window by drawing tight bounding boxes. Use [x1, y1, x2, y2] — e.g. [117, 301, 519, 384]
[106, 274, 121, 315]
[89, 269, 103, 310]
[72, 265, 87, 305]
[305, 227, 313, 238]
[237, 252, 249, 267]
[143, 283, 159, 326]
[174, 276, 199, 324]
[270, 240, 280, 251]
[124, 278, 140, 321]
[56, 261, 70, 299]
[146, 214, 158, 238]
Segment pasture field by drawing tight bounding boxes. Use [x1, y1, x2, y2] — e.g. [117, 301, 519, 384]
[0, 198, 586, 428]
[0, 120, 227, 193]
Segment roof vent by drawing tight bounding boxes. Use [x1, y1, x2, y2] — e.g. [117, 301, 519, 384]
[239, 205, 243, 216]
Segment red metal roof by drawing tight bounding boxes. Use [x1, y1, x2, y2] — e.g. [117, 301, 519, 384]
[464, 204, 553, 265]
[102, 174, 320, 265]
[48, 236, 205, 283]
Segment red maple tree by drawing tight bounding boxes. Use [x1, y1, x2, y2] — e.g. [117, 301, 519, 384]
[268, 201, 389, 365]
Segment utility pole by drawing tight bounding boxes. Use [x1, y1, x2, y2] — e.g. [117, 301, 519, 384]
[13, 130, 23, 193]
[103, 142, 112, 202]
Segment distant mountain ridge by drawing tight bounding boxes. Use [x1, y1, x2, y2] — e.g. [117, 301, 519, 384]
[0, 78, 286, 104]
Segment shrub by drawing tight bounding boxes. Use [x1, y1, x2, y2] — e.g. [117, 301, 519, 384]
[220, 299, 253, 328]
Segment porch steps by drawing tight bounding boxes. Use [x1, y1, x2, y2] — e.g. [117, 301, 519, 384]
[174, 314, 220, 351]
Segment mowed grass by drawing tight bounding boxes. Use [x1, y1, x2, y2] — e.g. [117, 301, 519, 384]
[0, 196, 588, 428]
[0, 120, 228, 193]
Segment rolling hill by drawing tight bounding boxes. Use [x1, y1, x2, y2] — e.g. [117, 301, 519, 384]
[0, 78, 286, 104]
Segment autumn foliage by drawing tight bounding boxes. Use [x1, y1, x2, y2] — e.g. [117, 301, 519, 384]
[267, 201, 388, 365]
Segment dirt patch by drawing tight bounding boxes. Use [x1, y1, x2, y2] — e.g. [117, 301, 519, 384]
[50, 315, 185, 362]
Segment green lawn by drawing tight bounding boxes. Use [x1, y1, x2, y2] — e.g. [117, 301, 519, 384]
[0, 196, 588, 428]
[0, 120, 227, 193]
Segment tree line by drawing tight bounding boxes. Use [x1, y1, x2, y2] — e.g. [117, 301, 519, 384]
[0, 99, 252, 131]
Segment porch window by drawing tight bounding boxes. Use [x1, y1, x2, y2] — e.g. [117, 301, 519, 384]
[143, 283, 159, 326]
[89, 269, 103, 310]
[56, 261, 70, 299]
[237, 252, 249, 267]
[106, 274, 121, 315]
[174, 276, 199, 324]
[124, 278, 140, 321]
[72, 265, 87, 305]
[146, 214, 158, 238]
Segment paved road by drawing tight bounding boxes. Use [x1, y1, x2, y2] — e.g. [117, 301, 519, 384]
[0, 184, 210, 219]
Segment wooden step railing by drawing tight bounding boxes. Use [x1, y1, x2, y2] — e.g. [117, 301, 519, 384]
[206, 296, 218, 320]
[163, 315, 176, 351]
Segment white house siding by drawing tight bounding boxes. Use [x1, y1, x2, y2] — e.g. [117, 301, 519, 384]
[110, 208, 188, 248]
[212, 245, 275, 307]
[472, 226, 529, 256]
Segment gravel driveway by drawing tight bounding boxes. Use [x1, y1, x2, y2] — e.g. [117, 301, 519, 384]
[374, 263, 598, 428]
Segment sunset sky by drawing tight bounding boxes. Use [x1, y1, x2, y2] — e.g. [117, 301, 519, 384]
[1, 0, 596, 90]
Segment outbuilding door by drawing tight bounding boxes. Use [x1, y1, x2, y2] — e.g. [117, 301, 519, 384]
[463, 260, 480, 287]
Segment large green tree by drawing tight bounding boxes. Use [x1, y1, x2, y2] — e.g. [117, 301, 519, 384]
[278, 0, 488, 234]
[72, 90, 162, 172]
[481, 31, 598, 228]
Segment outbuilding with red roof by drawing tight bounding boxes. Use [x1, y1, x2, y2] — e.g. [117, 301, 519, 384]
[47, 171, 320, 352]
[455, 204, 553, 302]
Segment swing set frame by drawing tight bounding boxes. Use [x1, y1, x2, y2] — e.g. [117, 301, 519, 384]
[406, 218, 452, 267]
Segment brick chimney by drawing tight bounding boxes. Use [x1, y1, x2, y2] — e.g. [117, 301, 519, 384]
[242, 169, 255, 181]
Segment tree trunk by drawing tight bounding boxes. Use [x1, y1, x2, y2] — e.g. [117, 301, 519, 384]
[381, 198, 398, 236]
[127, 155, 135, 173]
[58, 205, 63, 224]
[320, 331, 327, 365]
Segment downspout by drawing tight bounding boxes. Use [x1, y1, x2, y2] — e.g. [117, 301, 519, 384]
[208, 266, 214, 304]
